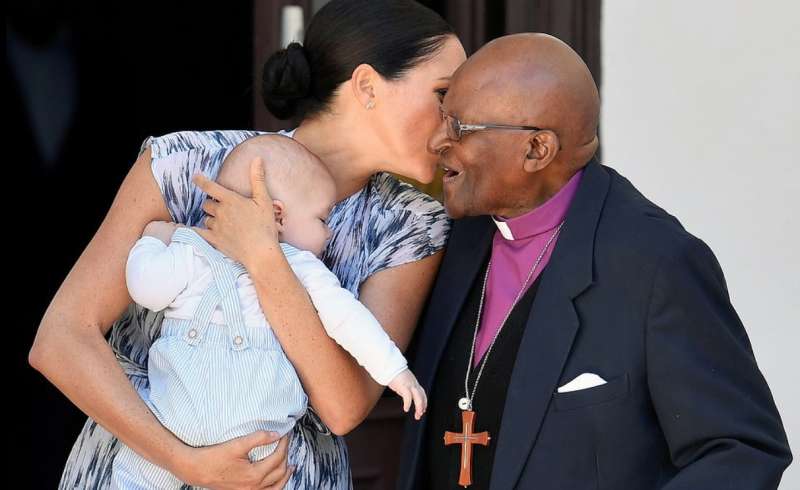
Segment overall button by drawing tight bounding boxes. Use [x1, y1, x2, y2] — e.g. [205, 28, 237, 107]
[233, 335, 243, 346]
[188, 329, 198, 339]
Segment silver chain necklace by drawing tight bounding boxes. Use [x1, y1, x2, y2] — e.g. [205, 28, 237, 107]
[458, 220, 566, 411]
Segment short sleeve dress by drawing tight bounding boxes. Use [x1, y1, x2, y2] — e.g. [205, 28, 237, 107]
[58, 129, 451, 489]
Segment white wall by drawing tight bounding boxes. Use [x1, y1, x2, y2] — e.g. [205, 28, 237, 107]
[602, 0, 799, 486]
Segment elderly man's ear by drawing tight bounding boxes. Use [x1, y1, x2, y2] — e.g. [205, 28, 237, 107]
[523, 130, 560, 173]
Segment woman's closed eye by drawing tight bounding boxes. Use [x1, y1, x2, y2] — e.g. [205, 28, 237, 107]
[435, 88, 448, 103]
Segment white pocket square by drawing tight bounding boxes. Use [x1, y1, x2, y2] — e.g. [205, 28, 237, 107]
[557, 373, 607, 393]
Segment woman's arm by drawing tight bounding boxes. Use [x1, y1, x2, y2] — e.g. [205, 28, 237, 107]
[249, 247, 441, 434]
[29, 149, 291, 489]
[194, 161, 443, 435]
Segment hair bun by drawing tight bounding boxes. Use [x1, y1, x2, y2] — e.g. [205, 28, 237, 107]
[261, 42, 312, 119]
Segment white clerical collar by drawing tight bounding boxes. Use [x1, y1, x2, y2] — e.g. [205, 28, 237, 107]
[490, 169, 586, 242]
[491, 216, 515, 240]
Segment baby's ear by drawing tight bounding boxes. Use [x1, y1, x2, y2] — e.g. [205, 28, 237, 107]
[272, 199, 285, 230]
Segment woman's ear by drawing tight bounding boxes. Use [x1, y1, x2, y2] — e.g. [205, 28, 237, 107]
[350, 63, 378, 109]
[523, 130, 560, 173]
[272, 199, 286, 232]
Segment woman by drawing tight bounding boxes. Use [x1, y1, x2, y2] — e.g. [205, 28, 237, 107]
[30, 0, 466, 488]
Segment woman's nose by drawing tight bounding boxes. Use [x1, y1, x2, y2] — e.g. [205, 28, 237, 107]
[427, 118, 451, 156]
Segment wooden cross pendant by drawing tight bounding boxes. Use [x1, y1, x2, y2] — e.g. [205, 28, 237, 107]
[443, 410, 491, 487]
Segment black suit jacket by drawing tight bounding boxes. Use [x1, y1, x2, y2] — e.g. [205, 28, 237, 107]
[398, 160, 792, 489]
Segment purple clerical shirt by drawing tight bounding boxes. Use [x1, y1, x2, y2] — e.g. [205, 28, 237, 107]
[473, 170, 584, 366]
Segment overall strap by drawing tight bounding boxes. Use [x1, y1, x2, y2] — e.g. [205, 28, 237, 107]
[172, 227, 250, 350]
[183, 282, 221, 346]
[171, 227, 223, 261]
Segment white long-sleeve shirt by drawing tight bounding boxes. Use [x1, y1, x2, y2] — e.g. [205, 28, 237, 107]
[126, 235, 408, 385]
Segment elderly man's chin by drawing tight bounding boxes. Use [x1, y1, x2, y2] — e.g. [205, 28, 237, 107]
[443, 202, 462, 219]
[442, 170, 491, 218]
[442, 188, 470, 219]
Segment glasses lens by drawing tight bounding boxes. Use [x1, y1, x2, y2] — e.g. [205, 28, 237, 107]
[447, 115, 461, 141]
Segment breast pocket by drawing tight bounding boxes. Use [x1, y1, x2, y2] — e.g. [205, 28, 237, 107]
[552, 373, 630, 411]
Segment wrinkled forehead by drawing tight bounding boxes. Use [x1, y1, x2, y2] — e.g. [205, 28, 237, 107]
[443, 55, 522, 122]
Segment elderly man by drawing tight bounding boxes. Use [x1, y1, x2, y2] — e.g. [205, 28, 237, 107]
[398, 33, 791, 489]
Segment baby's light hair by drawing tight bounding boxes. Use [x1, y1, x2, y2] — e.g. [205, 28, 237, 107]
[217, 134, 330, 201]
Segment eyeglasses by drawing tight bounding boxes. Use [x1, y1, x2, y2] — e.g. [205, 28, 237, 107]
[439, 106, 542, 142]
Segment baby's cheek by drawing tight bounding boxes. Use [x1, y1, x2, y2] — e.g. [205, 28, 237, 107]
[313, 228, 329, 256]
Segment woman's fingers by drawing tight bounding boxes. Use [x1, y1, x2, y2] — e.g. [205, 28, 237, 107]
[186, 431, 281, 489]
[261, 465, 293, 490]
[237, 430, 281, 456]
[249, 157, 274, 204]
[202, 198, 219, 217]
[193, 172, 234, 202]
[253, 434, 290, 480]
[253, 436, 290, 488]
[189, 162, 280, 267]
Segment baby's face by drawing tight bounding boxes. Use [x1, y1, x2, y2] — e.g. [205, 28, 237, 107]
[278, 173, 337, 257]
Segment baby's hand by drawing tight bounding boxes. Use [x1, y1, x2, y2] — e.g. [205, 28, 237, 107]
[143, 220, 180, 245]
[388, 369, 427, 420]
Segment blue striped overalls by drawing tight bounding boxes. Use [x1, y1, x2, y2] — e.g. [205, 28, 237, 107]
[111, 228, 308, 489]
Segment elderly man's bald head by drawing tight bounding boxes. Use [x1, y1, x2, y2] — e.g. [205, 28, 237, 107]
[457, 33, 599, 160]
[431, 33, 600, 219]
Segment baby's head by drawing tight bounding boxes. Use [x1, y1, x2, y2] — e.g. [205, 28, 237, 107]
[217, 134, 336, 257]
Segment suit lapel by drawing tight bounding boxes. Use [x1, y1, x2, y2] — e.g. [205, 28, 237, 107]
[416, 215, 495, 391]
[490, 160, 611, 490]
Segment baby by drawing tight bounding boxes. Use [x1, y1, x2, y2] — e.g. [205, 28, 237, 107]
[111, 134, 426, 489]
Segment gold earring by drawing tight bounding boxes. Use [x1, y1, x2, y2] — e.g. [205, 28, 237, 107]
[366, 99, 375, 110]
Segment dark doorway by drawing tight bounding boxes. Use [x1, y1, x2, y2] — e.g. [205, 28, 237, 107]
[13, 4, 253, 487]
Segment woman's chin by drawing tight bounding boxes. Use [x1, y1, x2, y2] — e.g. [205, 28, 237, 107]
[412, 161, 439, 185]
[415, 172, 435, 185]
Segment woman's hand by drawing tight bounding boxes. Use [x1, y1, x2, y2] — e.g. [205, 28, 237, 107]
[176, 432, 293, 489]
[192, 158, 280, 269]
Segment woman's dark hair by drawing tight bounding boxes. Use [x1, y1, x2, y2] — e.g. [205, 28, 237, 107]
[261, 0, 455, 120]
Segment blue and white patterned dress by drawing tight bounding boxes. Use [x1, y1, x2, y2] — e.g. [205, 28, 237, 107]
[58, 129, 451, 489]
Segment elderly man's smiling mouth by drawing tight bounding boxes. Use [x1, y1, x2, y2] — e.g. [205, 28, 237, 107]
[440, 162, 463, 184]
